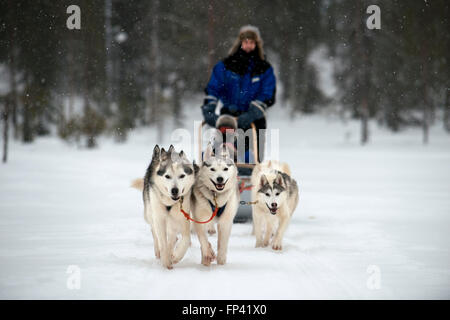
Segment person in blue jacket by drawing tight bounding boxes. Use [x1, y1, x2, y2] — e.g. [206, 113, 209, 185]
[201, 25, 276, 162]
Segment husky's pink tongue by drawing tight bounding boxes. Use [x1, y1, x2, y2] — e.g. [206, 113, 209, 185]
[216, 184, 225, 190]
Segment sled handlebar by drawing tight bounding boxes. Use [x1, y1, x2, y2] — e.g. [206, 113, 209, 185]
[197, 120, 259, 166]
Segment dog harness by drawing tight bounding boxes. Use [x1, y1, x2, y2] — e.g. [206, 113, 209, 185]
[179, 193, 220, 224]
[207, 200, 227, 218]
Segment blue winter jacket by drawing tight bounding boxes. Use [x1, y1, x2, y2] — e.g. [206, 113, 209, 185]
[204, 48, 276, 113]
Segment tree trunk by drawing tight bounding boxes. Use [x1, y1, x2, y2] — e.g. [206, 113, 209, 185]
[444, 88, 450, 132]
[280, 30, 290, 105]
[147, 0, 164, 141]
[104, 0, 113, 107]
[422, 50, 430, 144]
[361, 32, 371, 145]
[361, 97, 369, 144]
[149, 0, 161, 126]
[8, 0, 18, 141]
[9, 49, 18, 141]
[173, 81, 182, 128]
[22, 73, 33, 143]
[423, 85, 429, 144]
[288, 45, 300, 114]
[4, 47, 19, 162]
[2, 99, 9, 163]
[355, 1, 370, 145]
[207, 0, 215, 77]
[84, 13, 94, 149]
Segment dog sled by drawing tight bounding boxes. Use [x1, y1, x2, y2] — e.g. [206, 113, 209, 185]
[198, 115, 262, 223]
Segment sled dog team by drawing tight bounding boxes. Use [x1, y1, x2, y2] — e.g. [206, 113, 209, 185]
[132, 144, 299, 269]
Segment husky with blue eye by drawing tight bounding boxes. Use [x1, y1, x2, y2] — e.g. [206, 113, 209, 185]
[251, 160, 299, 250]
[191, 143, 239, 266]
[132, 145, 198, 269]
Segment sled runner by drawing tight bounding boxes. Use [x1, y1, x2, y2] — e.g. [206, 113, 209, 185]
[198, 115, 262, 223]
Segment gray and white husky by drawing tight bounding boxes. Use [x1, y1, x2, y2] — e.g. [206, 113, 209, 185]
[251, 160, 299, 250]
[133, 145, 198, 269]
[191, 143, 239, 266]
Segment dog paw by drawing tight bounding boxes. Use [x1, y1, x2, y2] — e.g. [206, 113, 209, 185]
[201, 243, 216, 266]
[255, 240, 264, 248]
[272, 241, 283, 251]
[161, 257, 173, 269]
[154, 250, 161, 259]
[217, 255, 226, 265]
[201, 254, 215, 266]
[262, 240, 270, 247]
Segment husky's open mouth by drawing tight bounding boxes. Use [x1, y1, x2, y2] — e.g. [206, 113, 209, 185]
[266, 203, 278, 215]
[210, 179, 227, 191]
[171, 195, 180, 201]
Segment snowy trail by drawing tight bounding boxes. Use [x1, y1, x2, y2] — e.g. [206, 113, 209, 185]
[1, 110, 449, 299]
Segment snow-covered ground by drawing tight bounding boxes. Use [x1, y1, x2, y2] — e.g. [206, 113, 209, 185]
[1, 106, 449, 299]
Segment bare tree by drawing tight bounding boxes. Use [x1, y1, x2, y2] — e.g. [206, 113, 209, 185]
[354, 1, 370, 145]
[105, 0, 113, 107]
[148, 0, 164, 141]
[4, 45, 18, 162]
[444, 89, 450, 132]
[2, 98, 8, 163]
[207, 0, 215, 77]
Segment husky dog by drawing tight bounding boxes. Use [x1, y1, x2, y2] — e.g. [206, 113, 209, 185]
[191, 143, 239, 266]
[251, 160, 299, 250]
[134, 145, 198, 269]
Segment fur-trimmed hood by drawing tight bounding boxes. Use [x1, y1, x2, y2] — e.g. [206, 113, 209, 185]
[228, 25, 265, 61]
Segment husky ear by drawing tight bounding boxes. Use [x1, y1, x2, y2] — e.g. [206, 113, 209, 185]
[259, 174, 269, 189]
[204, 143, 214, 162]
[176, 150, 188, 163]
[152, 145, 161, 161]
[193, 162, 200, 175]
[274, 172, 286, 189]
[179, 150, 188, 160]
[160, 147, 168, 161]
[168, 145, 175, 153]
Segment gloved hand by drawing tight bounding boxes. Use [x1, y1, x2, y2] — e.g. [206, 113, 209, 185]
[220, 104, 239, 116]
[237, 103, 264, 129]
[201, 102, 218, 127]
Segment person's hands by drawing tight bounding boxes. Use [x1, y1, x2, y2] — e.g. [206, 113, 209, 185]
[227, 104, 239, 114]
[201, 102, 218, 127]
[237, 103, 264, 129]
[220, 104, 239, 116]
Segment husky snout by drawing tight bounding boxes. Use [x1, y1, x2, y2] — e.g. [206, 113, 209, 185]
[214, 176, 226, 190]
[171, 187, 180, 200]
[210, 178, 227, 191]
[267, 202, 278, 215]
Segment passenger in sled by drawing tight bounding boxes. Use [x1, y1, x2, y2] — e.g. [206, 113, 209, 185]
[201, 25, 276, 166]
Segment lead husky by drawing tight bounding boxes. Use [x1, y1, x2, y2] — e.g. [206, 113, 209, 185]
[134, 145, 197, 269]
[251, 160, 299, 250]
[191, 143, 239, 266]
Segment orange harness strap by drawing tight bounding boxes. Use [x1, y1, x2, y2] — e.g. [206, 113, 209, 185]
[179, 195, 218, 224]
[238, 178, 253, 193]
